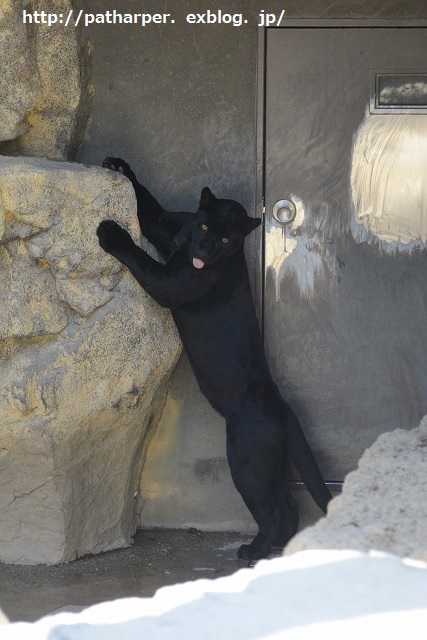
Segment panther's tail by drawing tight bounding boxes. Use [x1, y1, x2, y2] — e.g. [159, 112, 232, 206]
[282, 403, 332, 512]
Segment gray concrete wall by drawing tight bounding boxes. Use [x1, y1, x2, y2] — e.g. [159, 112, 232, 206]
[77, 0, 427, 533]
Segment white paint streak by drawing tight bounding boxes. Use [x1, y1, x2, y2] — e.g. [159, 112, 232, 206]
[265, 195, 323, 300]
[351, 112, 427, 251]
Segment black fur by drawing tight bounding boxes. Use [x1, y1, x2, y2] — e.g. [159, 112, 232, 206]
[97, 158, 332, 560]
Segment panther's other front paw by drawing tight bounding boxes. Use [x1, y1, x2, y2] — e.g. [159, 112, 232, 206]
[97, 219, 134, 256]
[102, 157, 134, 180]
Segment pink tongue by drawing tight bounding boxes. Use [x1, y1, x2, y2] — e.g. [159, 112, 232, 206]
[192, 257, 205, 269]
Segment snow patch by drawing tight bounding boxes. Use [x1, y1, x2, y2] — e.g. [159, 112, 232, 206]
[1, 550, 427, 639]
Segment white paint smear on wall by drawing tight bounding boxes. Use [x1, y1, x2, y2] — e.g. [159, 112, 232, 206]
[265, 195, 323, 301]
[351, 112, 427, 251]
[266, 112, 427, 300]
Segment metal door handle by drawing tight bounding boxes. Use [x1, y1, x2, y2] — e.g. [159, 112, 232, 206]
[272, 199, 296, 224]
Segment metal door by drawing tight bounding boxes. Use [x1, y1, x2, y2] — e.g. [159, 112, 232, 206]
[263, 26, 427, 481]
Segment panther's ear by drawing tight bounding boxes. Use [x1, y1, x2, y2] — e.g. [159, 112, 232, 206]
[243, 216, 262, 236]
[200, 187, 216, 209]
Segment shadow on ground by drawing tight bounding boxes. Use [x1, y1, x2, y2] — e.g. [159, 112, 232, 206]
[0, 529, 257, 623]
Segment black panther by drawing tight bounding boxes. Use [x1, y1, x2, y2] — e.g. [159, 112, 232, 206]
[97, 157, 332, 560]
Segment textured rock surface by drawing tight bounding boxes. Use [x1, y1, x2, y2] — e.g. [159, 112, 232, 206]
[0, 0, 90, 159]
[285, 415, 427, 561]
[0, 155, 181, 564]
[0, 608, 8, 625]
[0, 0, 39, 141]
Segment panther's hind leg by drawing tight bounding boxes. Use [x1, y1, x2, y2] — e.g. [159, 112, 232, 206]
[273, 481, 299, 547]
[226, 425, 281, 561]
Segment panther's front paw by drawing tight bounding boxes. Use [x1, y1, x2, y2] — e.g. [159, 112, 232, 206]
[97, 219, 134, 256]
[102, 157, 134, 180]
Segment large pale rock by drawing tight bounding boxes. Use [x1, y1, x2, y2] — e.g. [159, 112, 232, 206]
[0, 0, 40, 141]
[0, 0, 90, 159]
[0, 155, 181, 564]
[285, 416, 427, 561]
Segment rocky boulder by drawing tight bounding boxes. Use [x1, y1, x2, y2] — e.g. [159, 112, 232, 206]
[0, 0, 90, 159]
[285, 415, 427, 561]
[0, 607, 8, 625]
[0, 155, 181, 564]
[0, 0, 39, 142]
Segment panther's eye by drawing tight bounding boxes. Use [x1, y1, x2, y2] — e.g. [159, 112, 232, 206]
[222, 237, 229, 244]
[201, 224, 208, 231]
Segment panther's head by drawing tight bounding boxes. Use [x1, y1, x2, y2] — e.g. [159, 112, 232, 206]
[188, 187, 261, 269]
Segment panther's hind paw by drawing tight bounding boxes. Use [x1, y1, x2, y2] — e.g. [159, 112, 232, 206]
[102, 157, 133, 178]
[237, 542, 270, 562]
